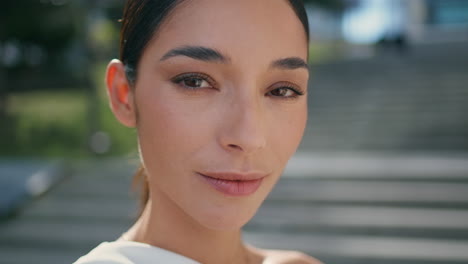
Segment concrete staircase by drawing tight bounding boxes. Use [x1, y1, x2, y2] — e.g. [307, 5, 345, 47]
[245, 153, 468, 264]
[301, 42, 468, 151]
[0, 160, 137, 264]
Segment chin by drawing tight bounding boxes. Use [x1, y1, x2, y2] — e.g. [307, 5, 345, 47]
[189, 198, 263, 232]
[198, 209, 253, 231]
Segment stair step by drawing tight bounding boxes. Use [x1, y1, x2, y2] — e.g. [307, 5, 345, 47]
[243, 232, 468, 263]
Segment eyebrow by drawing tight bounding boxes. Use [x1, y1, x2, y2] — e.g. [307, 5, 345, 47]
[271, 57, 309, 70]
[160, 45, 309, 71]
[160, 45, 229, 63]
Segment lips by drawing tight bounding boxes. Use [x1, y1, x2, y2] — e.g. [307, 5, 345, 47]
[197, 172, 266, 196]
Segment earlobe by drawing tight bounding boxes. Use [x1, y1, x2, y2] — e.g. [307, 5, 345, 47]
[105, 59, 137, 128]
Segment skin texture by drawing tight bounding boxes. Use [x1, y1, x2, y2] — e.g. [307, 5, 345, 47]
[106, 0, 321, 263]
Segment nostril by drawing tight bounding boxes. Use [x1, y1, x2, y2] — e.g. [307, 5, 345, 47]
[228, 144, 242, 151]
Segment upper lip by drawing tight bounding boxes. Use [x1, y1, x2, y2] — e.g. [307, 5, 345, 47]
[198, 171, 268, 181]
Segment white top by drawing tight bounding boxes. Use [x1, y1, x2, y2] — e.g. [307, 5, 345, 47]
[73, 240, 201, 264]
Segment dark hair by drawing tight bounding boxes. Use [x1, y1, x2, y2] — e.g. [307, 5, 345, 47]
[120, 0, 182, 85]
[119, 0, 310, 216]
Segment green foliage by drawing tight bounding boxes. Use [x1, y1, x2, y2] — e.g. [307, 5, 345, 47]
[1, 90, 88, 157]
[0, 1, 135, 158]
[0, 66, 138, 158]
[0, 0, 77, 54]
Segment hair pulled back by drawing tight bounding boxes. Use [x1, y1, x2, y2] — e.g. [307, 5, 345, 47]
[119, 0, 310, 216]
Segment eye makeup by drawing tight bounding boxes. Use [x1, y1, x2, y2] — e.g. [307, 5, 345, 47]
[169, 71, 305, 100]
[171, 72, 218, 90]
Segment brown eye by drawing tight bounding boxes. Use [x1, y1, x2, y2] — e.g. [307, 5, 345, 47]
[172, 73, 214, 90]
[270, 87, 291, 97]
[182, 77, 208, 88]
[268, 87, 302, 98]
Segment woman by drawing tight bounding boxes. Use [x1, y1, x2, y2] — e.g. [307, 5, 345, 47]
[75, 0, 321, 263]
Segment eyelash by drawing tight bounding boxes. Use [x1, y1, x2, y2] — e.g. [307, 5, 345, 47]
[171, 72, 217, 90]
[268, 82, 305, 99]
[171, 72, 305, 99]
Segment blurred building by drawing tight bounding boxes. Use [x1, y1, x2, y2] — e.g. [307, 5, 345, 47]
[306, 0, 468, 44]
[407, 0, 468, 43]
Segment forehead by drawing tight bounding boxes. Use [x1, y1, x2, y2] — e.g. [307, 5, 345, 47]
[148, 0, 308, 62]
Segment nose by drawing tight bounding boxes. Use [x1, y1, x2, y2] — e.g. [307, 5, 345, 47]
[218, 96, 267, 155]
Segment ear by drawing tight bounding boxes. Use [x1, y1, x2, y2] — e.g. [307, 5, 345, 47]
[105, 59, 137, 127]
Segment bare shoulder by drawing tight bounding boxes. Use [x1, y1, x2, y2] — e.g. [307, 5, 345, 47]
[261, 249, 323, 264]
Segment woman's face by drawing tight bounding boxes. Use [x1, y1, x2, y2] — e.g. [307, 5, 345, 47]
[133, 0, 308, 230]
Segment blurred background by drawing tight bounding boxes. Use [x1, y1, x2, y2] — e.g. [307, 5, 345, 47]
[1, 0, 468, 263]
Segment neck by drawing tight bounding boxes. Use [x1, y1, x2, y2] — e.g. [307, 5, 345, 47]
[122, 193, 257, 264]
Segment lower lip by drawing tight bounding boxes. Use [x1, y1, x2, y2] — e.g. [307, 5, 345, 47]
[198, 173, 263, 197]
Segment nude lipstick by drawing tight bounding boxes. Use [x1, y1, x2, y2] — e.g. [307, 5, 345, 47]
[197, 172, 265, 196]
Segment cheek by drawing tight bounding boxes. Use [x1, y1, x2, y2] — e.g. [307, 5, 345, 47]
[134, 84, 210, 172]
[268, 102, 307, 159]
[138, 83, 202, 139]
